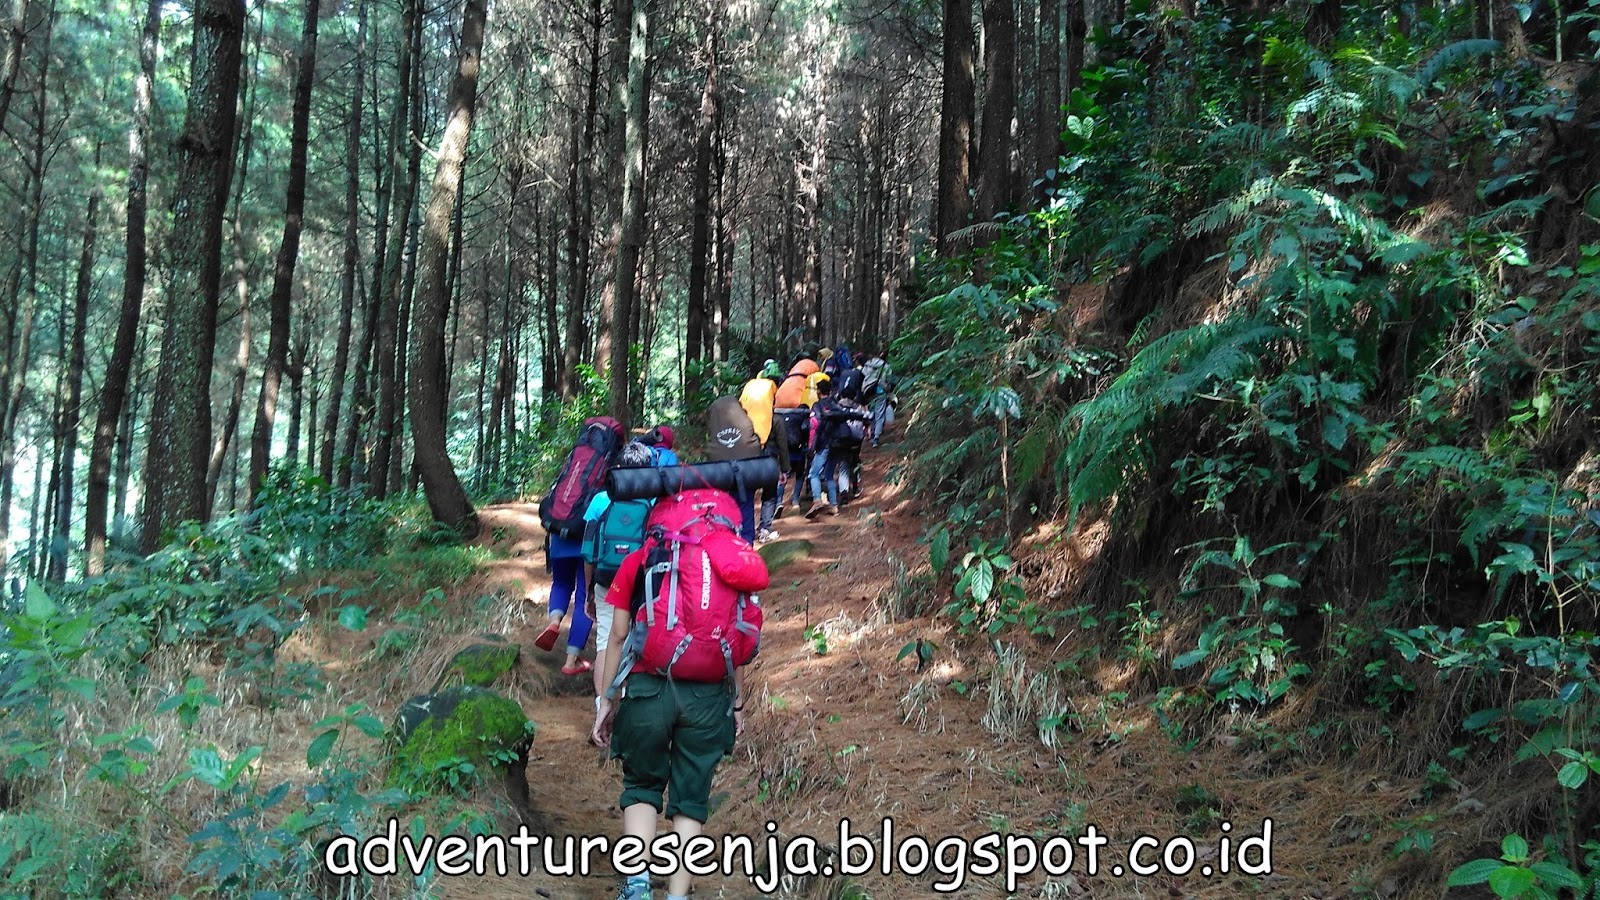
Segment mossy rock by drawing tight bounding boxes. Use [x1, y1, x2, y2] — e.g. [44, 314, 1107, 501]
[437, 641, 520, 689]
[758, 538, 813, 574]
[388, 686, 534, 799]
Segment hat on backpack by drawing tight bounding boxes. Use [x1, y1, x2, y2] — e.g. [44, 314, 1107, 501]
[649, 425, 675, 449]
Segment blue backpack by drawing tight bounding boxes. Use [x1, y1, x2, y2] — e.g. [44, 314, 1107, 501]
[583, 498, 652, 586]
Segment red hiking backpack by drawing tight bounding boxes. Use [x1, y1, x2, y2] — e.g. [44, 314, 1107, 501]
[539, 416, 624, 541]
[619, 489, 767, 688]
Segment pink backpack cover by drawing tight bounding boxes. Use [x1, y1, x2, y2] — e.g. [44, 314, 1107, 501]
[631, 489, 767, 682]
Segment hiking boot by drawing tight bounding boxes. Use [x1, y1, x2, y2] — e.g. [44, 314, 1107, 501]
[804, 503, 826, 520]
[615, 876, 651, 900]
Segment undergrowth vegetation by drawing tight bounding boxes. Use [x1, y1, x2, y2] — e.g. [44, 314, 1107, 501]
[900, 2, 1600, 894]
[0, 471, 492, 898]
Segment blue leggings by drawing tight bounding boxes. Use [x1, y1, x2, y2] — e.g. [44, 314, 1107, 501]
[548, 556, 592, 654]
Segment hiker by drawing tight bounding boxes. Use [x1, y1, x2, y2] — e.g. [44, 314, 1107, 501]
[739, 375, 790, 544]
[773, 357, 818, 408]
[773, 403, 811, 512]
[637, 424, 679, 467]
[536, 417, 627, 675]
[861, 348, 895, 449]
[833, 362, 868, 499]
[592, 488, 767, 900]
[582, 439, 661, 705]
[834, 342, 854, 370]
[817, 346, 837, 377]
[535, 534, 593, 675]
[806, 377, 871, 518]
[704, 395, 765, 543]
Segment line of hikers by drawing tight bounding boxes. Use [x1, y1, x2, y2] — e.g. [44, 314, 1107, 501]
[528, 344, 896, 900]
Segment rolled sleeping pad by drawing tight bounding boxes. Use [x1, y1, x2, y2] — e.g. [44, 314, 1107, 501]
[605, 456, 781, 502]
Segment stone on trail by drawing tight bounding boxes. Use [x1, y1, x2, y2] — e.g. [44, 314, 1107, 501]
[758, 538, 813, 574]
[388, 685, 534, 806]
[434, 638, 520, 689]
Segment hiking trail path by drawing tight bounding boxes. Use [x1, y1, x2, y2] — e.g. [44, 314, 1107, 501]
[421, 440, 1329, 899]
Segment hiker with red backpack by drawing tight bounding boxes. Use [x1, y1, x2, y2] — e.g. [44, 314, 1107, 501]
[591, 488, 767, 900]
[535, 416, 626, 675]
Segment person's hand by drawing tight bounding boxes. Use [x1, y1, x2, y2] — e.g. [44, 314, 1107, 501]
[734, 709, 745, 739]
[592, 698, 615, 748]
[584, 586, 597, 620]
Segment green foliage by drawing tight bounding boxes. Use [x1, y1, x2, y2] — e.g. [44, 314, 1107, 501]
[899, 0, 1600, 881]
[387, 688, 534, 797]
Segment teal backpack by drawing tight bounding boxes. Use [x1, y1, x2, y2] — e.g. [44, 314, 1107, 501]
[584, 498, 653, 586]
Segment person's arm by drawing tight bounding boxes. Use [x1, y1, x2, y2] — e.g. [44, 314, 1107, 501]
[592, 547, 646, 746]
[733, 667, 746, 738]
[592, 604, 632, 747]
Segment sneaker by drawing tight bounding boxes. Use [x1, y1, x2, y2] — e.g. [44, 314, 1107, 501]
[815, 504, 838, 518]
[804, 503, 825, 520]
[616, 876, 651, 900]
[756, 529, 779, 544]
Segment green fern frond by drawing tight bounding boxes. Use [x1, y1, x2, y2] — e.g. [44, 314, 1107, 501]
[1185, 176, 1289, 238]
[1060, 315, 1288, 521]
[1414, 39, 1502, 91]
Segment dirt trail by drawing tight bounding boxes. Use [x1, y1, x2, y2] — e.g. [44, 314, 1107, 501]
[437, 444, 954, 899]
[429, 438, 1361, 900]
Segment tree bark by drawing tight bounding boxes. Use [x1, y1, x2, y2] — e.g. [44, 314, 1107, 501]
[1036, 0, 1062, 198]
[607, 0, 649, 422]
[561, 0, 605, 399]
[249, 0, 321, 505]
[936, 0, 976, 249]
[87, 0, 159, 573]
[0, 0, 27, 130]
[685, 28, 718, 397]
[975, 0, 1015, 221]
[50, 183, 98, 580]
[319, 0, 364, 484]
[0, 0, 53, 560]
[409, 0, 486, 538]
[139, 0, 244, 551]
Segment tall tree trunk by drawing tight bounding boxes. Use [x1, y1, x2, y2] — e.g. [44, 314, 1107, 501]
[344, 0, 412, 490]
[936, 0, 975, 249]
[975, 0, 1015, 220]
[0, 0, 27, 130]
[139, 0, 245, 551]
[389, 15, 424, 495]
[370, 0, 420, 497]
[1036, 0, 1061, 198]
[685, 29, 718, 398]
[1065, 0, 1085, 98]
[319, 0, 363, 483]
[1015, 0, 1035, 209]
[87, 0, 159, 573]
[249, 0, 321, 505]
[51, 181, 99, 580]
[592, 0, 633, 380]
[0, 0, 54, 561]
[561, 0, 604, 399]
[607, 0, 649, 421]
[410, 0, 486, 538]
